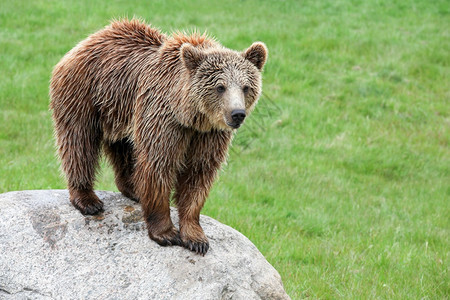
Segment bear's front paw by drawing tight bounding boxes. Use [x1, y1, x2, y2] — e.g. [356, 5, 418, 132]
[149, 227, 183, 247]
[180, 224, 209, 255]
[70, 191, 104, 215]
[183, 239, 209, 256]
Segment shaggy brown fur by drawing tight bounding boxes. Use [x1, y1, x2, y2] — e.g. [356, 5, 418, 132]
[50, 18, 268, 255]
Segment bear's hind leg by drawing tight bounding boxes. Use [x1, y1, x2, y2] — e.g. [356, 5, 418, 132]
[54, 116, 104, 215]
[104, 139, 138, 202]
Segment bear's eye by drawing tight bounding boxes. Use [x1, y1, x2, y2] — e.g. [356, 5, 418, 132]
[216, 85, 226, 94]
[243, 86, 250, 94]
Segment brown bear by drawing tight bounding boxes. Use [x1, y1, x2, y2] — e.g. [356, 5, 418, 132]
[50, 18, 267, 255]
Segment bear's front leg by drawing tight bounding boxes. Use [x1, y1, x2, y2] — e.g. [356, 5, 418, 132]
[174, 169, 211, 255]
[145, 195, 182, 247]
[134, 163, 183, 247]
[132, 119, 192, 248]
[174, 130, 232, 255]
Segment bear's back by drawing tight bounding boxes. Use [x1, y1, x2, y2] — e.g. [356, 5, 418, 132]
[50, 19, 222, 142]
[50, 19, 167, 141]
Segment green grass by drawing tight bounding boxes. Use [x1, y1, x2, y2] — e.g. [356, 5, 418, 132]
[1, 0, 449, 298]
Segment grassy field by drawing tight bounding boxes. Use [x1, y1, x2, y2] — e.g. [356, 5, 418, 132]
[1, 0, 449, 298]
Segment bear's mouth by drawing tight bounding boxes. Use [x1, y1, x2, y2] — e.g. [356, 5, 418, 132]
[226, 122, 241, 129]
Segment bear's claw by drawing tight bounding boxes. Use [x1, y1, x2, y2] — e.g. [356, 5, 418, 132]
[153, 234, 183, 247]
[184, 240, 209, 256]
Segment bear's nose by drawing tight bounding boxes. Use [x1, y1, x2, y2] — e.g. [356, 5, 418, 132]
[231, 110, 246, 123]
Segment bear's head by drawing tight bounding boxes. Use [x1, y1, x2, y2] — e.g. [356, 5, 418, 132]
[181, 42, 268, 131]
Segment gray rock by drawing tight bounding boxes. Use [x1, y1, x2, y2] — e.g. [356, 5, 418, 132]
[0, 190, 290, 300]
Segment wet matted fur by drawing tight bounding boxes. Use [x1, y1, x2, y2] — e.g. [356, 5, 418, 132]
[50, 18, 268, 255]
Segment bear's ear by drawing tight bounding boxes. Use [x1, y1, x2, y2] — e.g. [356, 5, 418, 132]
[181, 44, 206, 71]
[243, 42, 268, 71]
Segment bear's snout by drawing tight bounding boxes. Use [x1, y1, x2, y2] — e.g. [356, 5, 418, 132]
[229, 109, 246, 129]
[231, 109, 246, 123]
